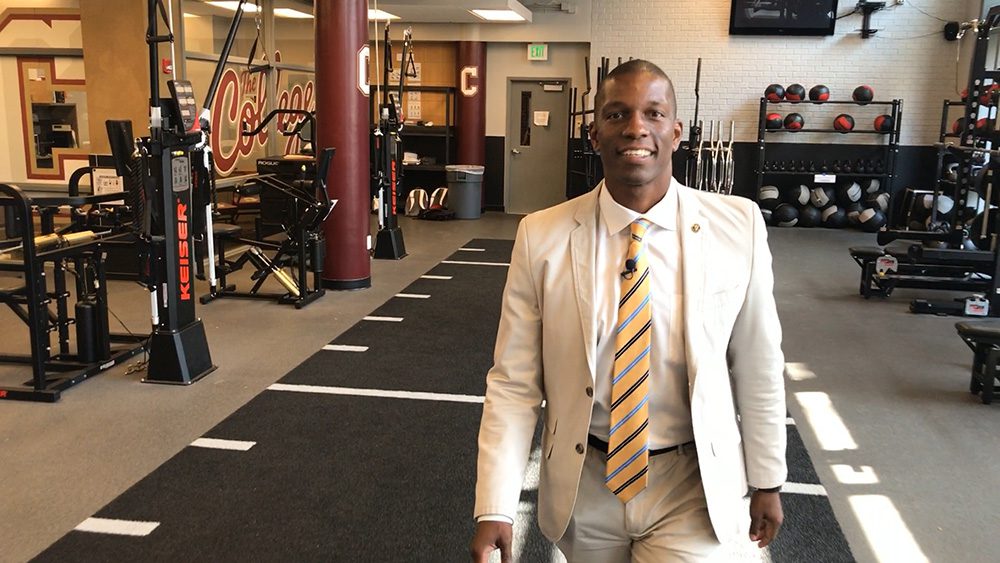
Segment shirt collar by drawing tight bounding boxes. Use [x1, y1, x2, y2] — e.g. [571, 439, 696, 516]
[598, 178, 679, 237]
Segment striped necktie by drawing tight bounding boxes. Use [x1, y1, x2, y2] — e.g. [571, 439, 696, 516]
[606, 218, 652, 502]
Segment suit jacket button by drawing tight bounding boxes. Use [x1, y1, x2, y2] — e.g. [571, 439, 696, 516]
[576, 443, 585, 454]
[585, 386, 593, 397]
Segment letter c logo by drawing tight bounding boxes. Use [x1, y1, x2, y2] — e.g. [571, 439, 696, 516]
[358, 45, 370, 96]
[460, 66, 479, 97]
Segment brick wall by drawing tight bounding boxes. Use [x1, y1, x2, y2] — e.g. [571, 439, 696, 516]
[590, 0, 978, 146]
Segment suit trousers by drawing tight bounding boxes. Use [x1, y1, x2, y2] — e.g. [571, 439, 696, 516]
[555, 442, 722, 563]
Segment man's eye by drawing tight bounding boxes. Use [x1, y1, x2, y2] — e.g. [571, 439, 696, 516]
[608, 112, 623, 120]
[650, 111, 664, 118]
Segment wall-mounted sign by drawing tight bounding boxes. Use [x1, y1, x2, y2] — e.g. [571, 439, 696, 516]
[527, 43, 548, 61]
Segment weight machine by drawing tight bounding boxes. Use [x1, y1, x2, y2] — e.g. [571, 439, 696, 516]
[125, 0, 223, 383]
[850, 6, 1000, 316]
[200, 109, 334, 309]
[371, 23, 416, 260]
[0, 186, 146, 402]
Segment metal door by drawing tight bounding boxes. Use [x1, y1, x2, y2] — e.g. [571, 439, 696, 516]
[506, 79, 570, 214]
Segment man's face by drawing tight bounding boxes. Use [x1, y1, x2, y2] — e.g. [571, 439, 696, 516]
[589, 72, 682, 192]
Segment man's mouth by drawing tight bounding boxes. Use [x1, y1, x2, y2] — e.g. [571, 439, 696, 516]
[619, 148, 654, 158]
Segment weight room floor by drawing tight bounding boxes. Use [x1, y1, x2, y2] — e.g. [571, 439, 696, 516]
[1, 215, 997, 563]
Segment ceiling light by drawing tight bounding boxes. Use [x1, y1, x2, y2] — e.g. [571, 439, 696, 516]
[469, 9, 526, 21]
[368, 9, 399, 21]
[274, 8, 312, 19]
[182, 13, 200, 18]
[204, 1, 260, 13]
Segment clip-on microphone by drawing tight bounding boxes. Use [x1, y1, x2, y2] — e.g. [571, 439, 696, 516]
[621, 258, 637, 280]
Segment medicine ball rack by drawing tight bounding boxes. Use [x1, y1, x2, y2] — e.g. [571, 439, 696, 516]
[849, 5, 1000, 316]
[754, 97, 903, 197]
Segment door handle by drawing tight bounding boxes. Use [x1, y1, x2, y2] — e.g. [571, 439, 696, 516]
[511, 148, 521, 154]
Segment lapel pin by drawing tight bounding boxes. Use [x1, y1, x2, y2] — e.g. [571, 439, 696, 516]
[691, 224, 701, 233]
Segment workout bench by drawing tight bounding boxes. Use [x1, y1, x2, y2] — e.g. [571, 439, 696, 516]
[955, 321, 1000, 404]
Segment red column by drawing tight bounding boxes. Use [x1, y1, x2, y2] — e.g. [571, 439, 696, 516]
[455, 42, 487, 207]
[315, 0, 370, 289]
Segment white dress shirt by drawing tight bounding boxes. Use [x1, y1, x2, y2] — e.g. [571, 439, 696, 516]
[591, 184, 693, 449]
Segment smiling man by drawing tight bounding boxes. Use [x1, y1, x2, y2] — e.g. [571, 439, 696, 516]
[471, 60, 787, 562]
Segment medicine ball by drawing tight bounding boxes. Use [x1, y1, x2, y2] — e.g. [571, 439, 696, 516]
[765, 84, 785, 102]
[965, 191, 986, 217]
[758, 185, 781, 210]
[853, 85, 874, 104]
[821, 205, 847, 228]
[845, 202, 865, 227]
[952, 118, 966, 135]
[833, 114, 855, 133]
[809, 84, 830, 101]
[861, 178, 881, 194]
[943, 162, 958, 183]
[810, 185, 836, 209]
[761, 207, 773, 225]
[918, 194, 954, 216]
[784, 113, 805, 130]
[798, 205, 822, 227]
[874, 114, 893, 133]
[976, 118, 991, 134]
[766, 113, 784, 130]
[773, 203, 799, 227]
[837, 181, 863, 205]
[786, 184, 811, 206]
[865, 191, 890, 213]
[786, 83, 807, 101]
[859, 207, 887, 232]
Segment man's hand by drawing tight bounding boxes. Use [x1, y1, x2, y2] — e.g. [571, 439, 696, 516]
[470, 521, 513, 563]
[748, 491, 783, 548]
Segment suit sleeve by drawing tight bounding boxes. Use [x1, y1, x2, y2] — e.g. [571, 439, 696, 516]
[728, 202, 787, 490]
[474, 218, 545, 521]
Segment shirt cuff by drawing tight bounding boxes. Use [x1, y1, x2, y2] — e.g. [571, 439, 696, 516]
[476, 513, 514, 525]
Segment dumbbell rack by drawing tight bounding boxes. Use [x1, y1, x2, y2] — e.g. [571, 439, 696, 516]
[754, 97, 903, 199]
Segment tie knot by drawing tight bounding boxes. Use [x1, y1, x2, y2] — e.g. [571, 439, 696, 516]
[630, 219, 651, 242]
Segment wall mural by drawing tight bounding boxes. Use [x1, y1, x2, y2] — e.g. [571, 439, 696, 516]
[210, 52, 316, 176]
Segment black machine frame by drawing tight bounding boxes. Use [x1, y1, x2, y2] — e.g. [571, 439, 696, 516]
[0, 185, 147, 402]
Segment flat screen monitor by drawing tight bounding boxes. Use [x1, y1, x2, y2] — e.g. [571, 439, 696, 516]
[729, 0, 839, 36]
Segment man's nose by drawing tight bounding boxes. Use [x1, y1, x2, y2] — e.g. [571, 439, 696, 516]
[622, 113, 648, 138]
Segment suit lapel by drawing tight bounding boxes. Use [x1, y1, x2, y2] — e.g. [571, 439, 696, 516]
[570, 188, 600, 382]
[677, 184, 707, 389]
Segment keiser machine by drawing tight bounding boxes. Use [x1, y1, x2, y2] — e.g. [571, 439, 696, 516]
[136, 0, 216, 384]
[371, 24, 416, 260]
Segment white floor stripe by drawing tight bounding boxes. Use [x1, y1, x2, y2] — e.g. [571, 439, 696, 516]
[268, 383, 485, 404]
[75, 517, 160, 537]
[782, 482, 828, 496]
[459, 247, 486, 252]
[190, 438, 256, 451]
[364, 316, 404, 322]
[322, 344, 369, 352]
[786, 417, 796, 425]
[420, 275, 452, 280]
[441, 260, 510, 267]
[396, 293, 430, 299]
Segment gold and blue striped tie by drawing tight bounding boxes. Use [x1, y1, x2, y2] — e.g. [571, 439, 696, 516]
[606, 218, 652, 502]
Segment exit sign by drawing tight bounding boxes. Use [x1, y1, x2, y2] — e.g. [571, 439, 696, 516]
[528, 43, 548, 61]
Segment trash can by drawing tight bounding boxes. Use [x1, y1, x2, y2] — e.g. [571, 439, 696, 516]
[446, 164, 485, 219]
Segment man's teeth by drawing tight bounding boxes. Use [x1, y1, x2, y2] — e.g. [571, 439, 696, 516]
[622, 149, 651, 157]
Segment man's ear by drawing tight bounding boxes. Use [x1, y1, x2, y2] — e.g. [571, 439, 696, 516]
[671, 120, 683, 152]
[589, 121, 600, 153]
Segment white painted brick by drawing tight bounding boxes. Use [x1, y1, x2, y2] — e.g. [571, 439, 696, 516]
[591, 0, 972, 144]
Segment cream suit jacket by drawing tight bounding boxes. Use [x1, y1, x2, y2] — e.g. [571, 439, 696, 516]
[474, 179, 787, 543]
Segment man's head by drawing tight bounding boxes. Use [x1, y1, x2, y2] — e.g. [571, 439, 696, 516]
[589, 60, 682, 207]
